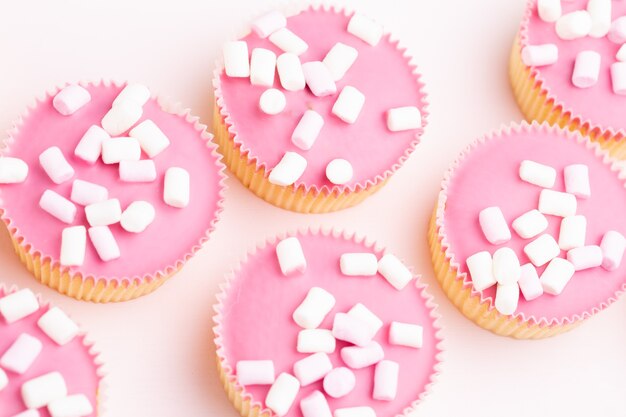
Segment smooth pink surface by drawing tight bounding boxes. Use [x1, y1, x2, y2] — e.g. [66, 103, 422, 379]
[0, 288, 99, 417]
[218, 9, 426, 189]
[218, 233, 440, 417]
[0, 83, 222, 282]
[443, 128, 626, 322]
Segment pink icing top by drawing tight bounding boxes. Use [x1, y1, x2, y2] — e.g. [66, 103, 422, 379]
[523, 0, 626, 131]
[217, 8, 427, 190]
[0, 83, 223, 282]
[216, 232, 441, 417]
[0, 288, 100, 417]
[442, 126, 626, 324]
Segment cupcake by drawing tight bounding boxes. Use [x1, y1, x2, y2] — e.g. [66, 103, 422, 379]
[213, 6, 427, 213]
[0, 285, 103, 416]
[429, 122, 626, 339]
[511, 0, 626, 157]
[213, 229, 442, 417]
[0, 81, 225, 302]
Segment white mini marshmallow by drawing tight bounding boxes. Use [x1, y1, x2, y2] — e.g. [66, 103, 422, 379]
[323, 367, 355, 398]
[541, 257, 575, 295]
[466, 251, 497, 291]
[48, 394, 93, 417]
[555, 11, 592, 40]
[572, 50, 601, 88]
[119, 160, 157, 182]
[326, 159, 353, 185]
[493, 247, 521, 285]
[74, 125, 109, 164]
[297, 329, 336, 353]
[600, 230, 626, 271]
[373, 360, 399, 401]
[0, 157, 28, 184]
[587, 0, 611, 37]
[293, 287, 336, 329]
[11, 411, 39, 417]
[276, 237, 307, 275]
[293, 352, 333, 386]
[39, 147, 74, 184]
[300, 390, 332, 417]
[332, 313, 373, 347]
[348, 303, 383, 338]
[519, 160, 556, 188]
[129, 119, 170, 158]
[164, 167, 190, 208]
[512, 209, 548, 239]
[39, 190, 77, 224]
[376, 253, 413, 290]
[340, 342, 384, 369]
[60, 226, 87, 266]
[85, 199, 122, 227]
[334, 407, 376, 417]
[223, 41, 250, 78]
[21, 371, 67, 409]
[37, 307, 79, 346]
[0, 367, 7, 391]
[269, 28, 308, 55]
[112, 83, 151, 107]
[389, 321, 423, 348]
[88, 226, 120, 262]
[277, 53, 306, 91]
[101, 137, 141, 164]
[259, 88, 287, 115]
[292, 110, 324, 151]
[479, 206, 511, 245]
[101, 101, 143, 136]
[236, 360, 275, 385]
[268, 152, 307, 186]
[250, 48, 277, 87]
[251, 10, 286, 38]
[618, 44, 626, 62]
[609, 16, 626, 43]
[558, 215, 586, 251]
[332, 86, 365, 124]
[494, 283, 519, 315]
[0, 333, 42, 374]
[567, 245, 603, 271]
[518, 263, 543, 301]
[323, 42, 358, 81]
[120, 201, 155, 233]
[524, 234, 561, 267]
[538, 0, 561, 22]
[302, 61, 337, 97]
[387, 106, 422, 132]
[265, 373, 300, 417]
[52, 85, 91, 116]
[611, 62, 626, 94]
[538, 189, 577, 217]
[564, 164, 590, 198]
[347, 13, 383, 46]
[521, 44, 559, 67]
[70, 179, 108, 206]
[0, 289, 39, 323]
[340, 253, 378, 276]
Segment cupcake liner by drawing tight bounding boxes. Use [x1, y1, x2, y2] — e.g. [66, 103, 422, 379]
[0, 79, 227, 303]
[213, 227, 444, 417]
[212, 4, 429, 213]
[429, 121, 626, 339]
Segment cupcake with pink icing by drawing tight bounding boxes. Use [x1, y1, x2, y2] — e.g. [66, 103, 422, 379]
[0, 80, 225, 302]
[213, 6, 427, 213]
[429, 122, 626, 339]
[213, 229, 442, 417]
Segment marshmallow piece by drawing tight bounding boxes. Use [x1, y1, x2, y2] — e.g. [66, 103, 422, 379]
[277, 53, 306, 91]
[609, 16, 626, 43]
[326, 159, 353, 185]
[52, 85, 91, 116]
[377, 253, 413, 290]
[340, 342, 384, 369]
[70, 179, 108, 206]
[0, 157, 28, 184]
[74, 125, 109, 164]
[119, 160, 157, 182]
[600, 230, 626, 271]
[564, 164, 590, 198]
[558, 215, 586, 251]
[389, 321, 423, 348]
[541, 257, 575, 295]
[101, 101, 143, 136]
[21, 372, 67, 409]
[113, 83, 151, 107]
[37, 307, 79, 345]
[236, 360, 275, 385]
[334, 407, 376, 417]
[269, 28, 308, 55]
[617, 44, 626, 62]
[611, 62, 626, 94]
[11, 411, 39, 417]
[293, 352, 333, 386]
[0, 367, 7, 391]
[293, 287, 336, 329]
[60, 226, 87, 266]
[88, 226, 120, 262]
[302, 61, 337, 97]
[48, 394, 93, 417]
[332, 86, 365, 124]
[265, 373, 300, 417]
[259, 88, 287, 115]
[348, 303, 382, 338]
[164, 167, 190, 208]
[340, 253, 378, 276]
[39, 147, 74, 184]
[300, 390, 332, 417]
[297, 329, 336, 353]
[276, 237, 307, 275]
[555, 11, 592, 40]
[85, 199, 122, 227]
[101, 137, 141, 164]
[129, 119, 170, 158]
[466, 251, 497, 291]
[572, 50, 601, 88]
[518, 263, 543, 301]
[323, 42, 358, 81]
[386, 106, 422, 132]
[478, 206, 511, 245]
[0, 289, 39, 323]
[250, 48, 277, 87]
[291, 110, 324, 151]
[492, 247, 521, 285]
[524, 234, 561, 267]
[251, 11, 287, 38]
[567, 245, 603, 271]
[519, 160, 556, 188]
[521, 44, 558, 67]
[512, 209, 548, 239]
[373, 360, 399, 401]
[323, 367, 355, 398]
[120, 201, 155, 233]
[268, 152, 307, 186]
[494, 283, 519, 315]
[332, 313, 374, 347]
[538, 189, 577, 217]
[223, 41, 250, 78]
[39, 190, 77, 224]
[347, 13, 383, 46]
[538, 0, 561, 22]
[0, 333, 42, 374]
[587, 0, 611, 38]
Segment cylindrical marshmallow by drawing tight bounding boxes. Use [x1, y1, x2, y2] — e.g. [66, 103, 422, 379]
[494, 283, 520, 315]
[101, 137, 141, 164]
[492, 247, 521, 285]
[276, 236, 307, 275]
[300, 390, 332, 417]
[326, 159, 353, 185]
[0, 157, 29, 184]
[609, 16, 626, 44]
[120, 201, 155, 233]
[466, 251, 496, 291]
[39, 146, 74, 184]
[0, 333, 42, 374]
[478, 206, 511, 245]
[259, 88, 286, 115]
[265, 373, 300, 417]
[74, 125, 109, 164]
[524, 234, 561, 267]
[251, 11, 286, 38]
[297, 329, 336, 354]
[101, 101, 143, 136]
[373, 360, 399, 401]
[572, 50, 601, 88]
[521, 44, 558, 67]
[340, 253, 378, 276]
[600, 230, 626, 271]
[386, 106, 422, 132]
[223, 41, 250, 78]
[377, 253, 413, 290]
[119, 160, 157, 182]
[39, 190, 77, 224]
[618, 44, 626, 62]
[538, 0, 561, 22]
[0, 289, 39, 323]
[323, 42, 358, 81]
[538, 189, 577, 217]
[332, 86, 365, 124]
[236, 360, 275, 385]
[564, 164, 590, 198]
[541, 257, 575, 295]
[269, 28, 308, 55]
[512, 209, 548, 239]
[323, 367, 355, 398]
[37, 307, 79, 346]
[340, 342, 384, 369]
[129, 119, 170, 158]
[52, 85, 91, 116]
[293, 287, 336, 329]
[113, 83, 151, 107]
[11, 410, 39, 417]
[587, 0, 611, 38]
[85, 199, 122, 227]
[558, 215, 586, 251]
[347, 13, 383, 46]
[164, 167, 190, 208]
[88, 226, 120, 262]
[302, 61, 337, 97]
[268, 152, 307, 186]
[291, 110, 324, 151]
[610, 62, 626, 95]
[555, 11, 592, 40]
[519, 160, 556, 188]
[347, 303, 383, 337]
[332, 313, 373, 347]
[518, 263, 543, 301]
[60, 226, 86, 266]
[277, 53, 305, 91]
[21, 371, 67, 409]
[48, 394, 93, 417]
[567, 245, 603, 271]
[389, 321, 423, 348]
[250, 48, 277, 87]
[70, 179, 108, 206]
[293, 352, 333, 386]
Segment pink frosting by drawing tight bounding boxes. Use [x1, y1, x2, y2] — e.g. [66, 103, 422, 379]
[523, 0, 626, 131]
[216, 232, 441, 417]
[0, 288, 100, 417]
[217, 8, 427, 189]
[442, 126, 626, 323]
[0, 82, 223, 282]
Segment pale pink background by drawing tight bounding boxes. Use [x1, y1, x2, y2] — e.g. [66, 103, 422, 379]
[0, 1, 624, 417]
